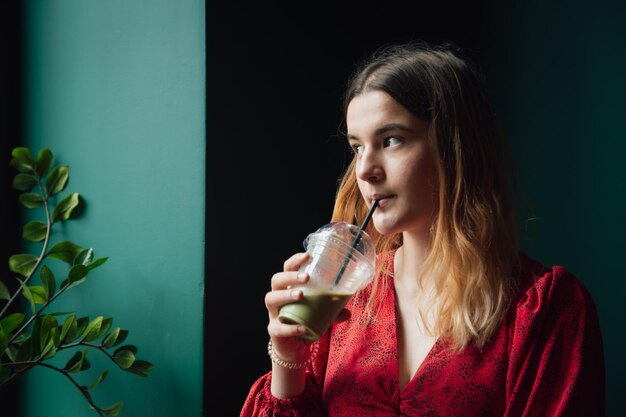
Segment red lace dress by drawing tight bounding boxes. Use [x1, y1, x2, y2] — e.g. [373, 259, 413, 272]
[241, 252, 605, 417]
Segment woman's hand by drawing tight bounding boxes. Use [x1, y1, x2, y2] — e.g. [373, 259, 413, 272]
[265, 252, 312, 364]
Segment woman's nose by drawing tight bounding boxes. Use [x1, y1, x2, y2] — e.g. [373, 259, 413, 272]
[355, 148, 384, 183]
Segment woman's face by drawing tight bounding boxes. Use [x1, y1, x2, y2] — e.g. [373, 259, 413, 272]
[346, 90, 438, 237]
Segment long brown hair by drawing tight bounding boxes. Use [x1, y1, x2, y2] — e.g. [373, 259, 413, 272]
[332, 42, 519, 350]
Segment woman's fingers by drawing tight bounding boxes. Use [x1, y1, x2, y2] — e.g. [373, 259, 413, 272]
[265, 287, 303, 317]
[267, 320, 307, 338]
[270, 270, 309, 291]
[283, 252, 310, 272]
[265, 288, 308, 340]
[262, 252, 313, 348]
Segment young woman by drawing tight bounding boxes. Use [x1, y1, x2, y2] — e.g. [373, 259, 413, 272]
[241, 41, 605, 416]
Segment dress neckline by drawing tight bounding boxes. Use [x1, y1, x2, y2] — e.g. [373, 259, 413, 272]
[385, 249, 442, 397]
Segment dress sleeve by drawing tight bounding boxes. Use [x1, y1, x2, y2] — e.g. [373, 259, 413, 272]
[240, 335, 330, 417]
[504, 265, 605, 417]
[239, 370, 326, 417]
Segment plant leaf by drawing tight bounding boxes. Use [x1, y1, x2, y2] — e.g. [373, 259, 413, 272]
[113, 329, 128, 347]
[15, 335, 33, 363]
[96, 318, 113, 341]
[17, 278, 36, 313]
[9, 147, 35, 173]
[22, 221, 48, 242]
[39, 315, 59, 352]
[64, 349, 87, 373]
[5, 345, 18, 362]
[101, 401, 123, 417]
[87, 257, 109, 271]
[47, 311, 74, 317]
[28, 285, 47, 304]
[52, 192, 80, 223]
[87, 369, 108, 392]
[74, 248, 94, 266]
[60, 264, 89, 290]
[40, 266, 56, 300]
[39, 336, 57, 360]
[126, 360, 154, 377]
[59, 314, 77, 344]
[69, 264, 88, 283]
[9, 254, 38, 277]
[36, 148, 53, 177]
[13, 173, 37, 191]
[46, 241, 84, 264]
[115, 344, 137, 354]
[107, 329, 128, 347]
[0, 329, 8, 354]
[102, 328, 124, 348]
[0, 280, 9, 300]
[12, 333, 30, 344]
[45, 164, 69, 196]
[112, 347, 136, 369]
[0, 312, 24, 335]
[31, 318, 42, 356]
[18, 192, 44, 209]
[75, 317, 89, 335]
[82, 316, 103, 342]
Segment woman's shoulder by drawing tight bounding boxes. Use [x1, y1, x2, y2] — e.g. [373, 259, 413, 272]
[500, 256, 605, 416]
[512, 252, 598, 319]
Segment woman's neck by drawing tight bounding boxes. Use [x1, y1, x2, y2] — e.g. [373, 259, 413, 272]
[394, 232, 431, 285]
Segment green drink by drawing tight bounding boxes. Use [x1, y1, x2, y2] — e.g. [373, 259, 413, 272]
[278, 208, 378, 342]
[277, 221, 376, 341]
[279, 289, 352, 341]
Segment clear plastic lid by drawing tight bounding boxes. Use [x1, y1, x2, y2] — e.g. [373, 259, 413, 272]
[303, 222, 376, 269]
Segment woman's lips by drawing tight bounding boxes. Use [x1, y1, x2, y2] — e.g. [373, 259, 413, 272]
[372, 196, 394, 208]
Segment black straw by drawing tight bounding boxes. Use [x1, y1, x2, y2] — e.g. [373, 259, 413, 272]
[332, 200, 379, 286]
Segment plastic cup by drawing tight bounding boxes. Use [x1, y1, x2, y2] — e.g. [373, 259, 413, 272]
[278, 222, 376, 341]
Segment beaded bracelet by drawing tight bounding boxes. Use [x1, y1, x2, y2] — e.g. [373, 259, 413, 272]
[267, 339, 319, 370]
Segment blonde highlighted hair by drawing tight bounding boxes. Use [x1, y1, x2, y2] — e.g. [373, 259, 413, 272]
[332, 42, 519, 350]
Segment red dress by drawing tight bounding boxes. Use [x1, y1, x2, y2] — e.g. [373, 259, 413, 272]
[241, 252, 605, 416]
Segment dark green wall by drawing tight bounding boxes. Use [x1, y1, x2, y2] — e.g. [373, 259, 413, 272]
[22, 1, 205, 416]
[492, 2, 626, 415]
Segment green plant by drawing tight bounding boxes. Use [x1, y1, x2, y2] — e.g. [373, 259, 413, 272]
[0, 147, 154, 416]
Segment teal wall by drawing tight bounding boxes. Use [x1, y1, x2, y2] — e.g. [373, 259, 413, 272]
[22, 1, 205, 416]
[492, 2, 626, 414]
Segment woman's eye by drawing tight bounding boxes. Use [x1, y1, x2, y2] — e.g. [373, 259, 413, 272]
[383, 136, 402, 147]
[350, 144, 364, 155]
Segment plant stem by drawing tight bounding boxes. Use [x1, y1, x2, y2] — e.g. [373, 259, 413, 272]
[0, 174, 52, 319]
[0, 362, 35, 389]
[3, 361, 105, 416]
[61, 341, 116, 363]
[7, 275, 72, 345]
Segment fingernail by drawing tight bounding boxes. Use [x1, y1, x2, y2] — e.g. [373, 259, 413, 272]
[297, 272, 308, 282]
[298, 326, 307, 333]
[291, 290, 302, 299]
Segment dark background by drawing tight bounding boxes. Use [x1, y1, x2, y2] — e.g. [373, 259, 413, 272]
[205, 1, 499, 412]
[206, 1, 625, 416]
[1, 0, 23, 415]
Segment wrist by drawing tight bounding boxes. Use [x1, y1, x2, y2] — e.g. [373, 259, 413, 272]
[267, 339, 318, 370]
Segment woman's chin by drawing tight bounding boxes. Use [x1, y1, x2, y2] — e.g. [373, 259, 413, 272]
[372, 218, 400, 236]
